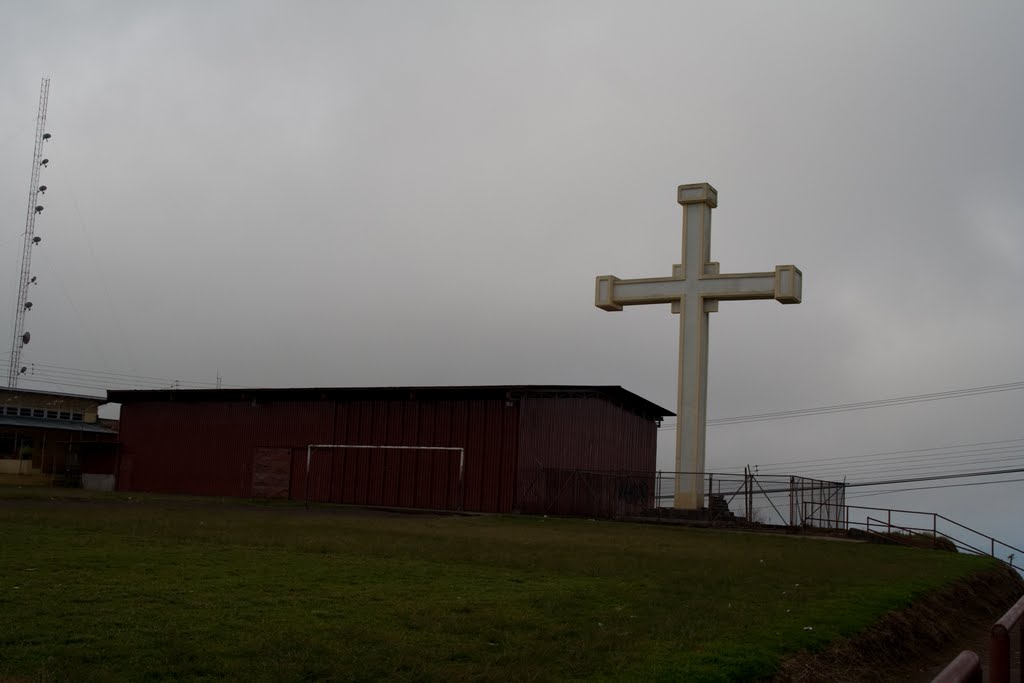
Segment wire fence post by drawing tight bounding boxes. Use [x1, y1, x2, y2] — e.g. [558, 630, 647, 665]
[751, 470, 756, 523]
[305, 445, 312, 508]
[789, 475, 795, 526]
[707, 472, 714, 522]
[745, 471, 753, 524]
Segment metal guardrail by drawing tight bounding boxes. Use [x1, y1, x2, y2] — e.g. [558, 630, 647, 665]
[991, 594, 1024, 683]
[932, 651, 983, 683]
[802, 501, 1024, 571]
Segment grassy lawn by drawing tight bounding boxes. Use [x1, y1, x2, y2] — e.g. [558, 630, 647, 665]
[0, 487, 996, 682]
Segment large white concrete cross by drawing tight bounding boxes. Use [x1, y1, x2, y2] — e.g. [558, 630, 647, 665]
[595, 183, 802, 510]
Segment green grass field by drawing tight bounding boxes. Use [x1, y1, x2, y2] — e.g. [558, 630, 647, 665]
[0, 487, 997, 682]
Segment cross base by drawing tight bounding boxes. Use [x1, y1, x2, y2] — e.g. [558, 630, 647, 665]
[643, 495, 738, 522]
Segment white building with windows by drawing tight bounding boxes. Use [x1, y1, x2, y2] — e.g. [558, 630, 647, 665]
[0, 387, 117, 485]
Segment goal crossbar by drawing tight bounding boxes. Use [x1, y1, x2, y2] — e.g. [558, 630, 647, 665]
[304, 444, 465, 510]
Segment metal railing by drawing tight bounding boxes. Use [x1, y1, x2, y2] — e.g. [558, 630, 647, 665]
[991, 594, 1024, 683]
[931, 594, 1024, 682]
[803, 500, 1024, 571]
[931, 651, 983, 683]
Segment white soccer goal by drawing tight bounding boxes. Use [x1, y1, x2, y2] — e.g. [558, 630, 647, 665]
[304, 444, 466, 510]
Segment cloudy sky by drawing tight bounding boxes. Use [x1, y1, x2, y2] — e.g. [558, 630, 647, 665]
[2, 2, 1022, 547]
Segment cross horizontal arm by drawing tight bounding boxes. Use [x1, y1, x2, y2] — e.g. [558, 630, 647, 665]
[595, 275, 683, 310]
[699, 273, 775, 299]
[701, 266, 802, 303]
[595, 265, 801, 311]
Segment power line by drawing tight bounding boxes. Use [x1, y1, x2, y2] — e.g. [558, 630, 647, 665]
[749, 448, 1024, 479]
[657, 379, 1024, 429]
[26, 362, 219, 386]
[719, 466, 1024, 497]
[12, 360, 241, 395]
[845, 466, 1024, 488]
[23, 374, 176, 392]
[730, 437, 1024, 472]
[753, 446, 1024, 478]
[847, 476, 1024, 500]
[16, 377, 105, 397]
[710, 439, 1024, 481]
[25, 369, 206, 389]
[713, 380, 1024, 425]
[782, 452, 1024, 481]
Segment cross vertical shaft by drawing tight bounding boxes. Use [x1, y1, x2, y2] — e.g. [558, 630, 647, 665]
[676, 195, 714, 509]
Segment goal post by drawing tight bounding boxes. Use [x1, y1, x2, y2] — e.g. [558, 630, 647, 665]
[304, 444, 466, 511]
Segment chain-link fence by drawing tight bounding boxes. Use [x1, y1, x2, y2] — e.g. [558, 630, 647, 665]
[534, 467, 845, 526]
[533, 468, 655, 518]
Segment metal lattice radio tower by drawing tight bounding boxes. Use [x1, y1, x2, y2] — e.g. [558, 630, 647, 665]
[7, 78, 52, 388]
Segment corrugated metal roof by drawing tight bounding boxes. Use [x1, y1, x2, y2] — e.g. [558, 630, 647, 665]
[0, 415, 117, 434]
[107, 385, 674, 419]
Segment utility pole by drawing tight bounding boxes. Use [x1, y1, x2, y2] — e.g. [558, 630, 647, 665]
[7, 78, 52, 388]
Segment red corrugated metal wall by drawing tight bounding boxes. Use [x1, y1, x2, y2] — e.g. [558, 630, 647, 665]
[118, 399, 335, 498]
[514, 396, 658, 515]
[115, 389, 659, 515]
[117, 395, 521, 512]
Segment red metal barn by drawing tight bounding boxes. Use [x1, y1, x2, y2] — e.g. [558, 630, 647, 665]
[107, 386, 672, 515]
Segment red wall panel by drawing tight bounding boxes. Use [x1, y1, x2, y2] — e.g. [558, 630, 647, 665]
[117, 392, 520, 512]
[514, 396, 658, 514]
[118, 399, 335, 497]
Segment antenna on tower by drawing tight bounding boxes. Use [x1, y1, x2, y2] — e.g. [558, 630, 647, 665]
[7, 78, 51, 388]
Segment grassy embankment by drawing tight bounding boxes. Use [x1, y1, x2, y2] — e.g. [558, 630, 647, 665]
[0, 486, 999, 682]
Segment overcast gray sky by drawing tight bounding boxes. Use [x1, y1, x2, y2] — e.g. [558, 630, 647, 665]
[2, 2, 1022, 546]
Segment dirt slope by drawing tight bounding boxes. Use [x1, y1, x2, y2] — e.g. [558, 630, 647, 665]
[773, 564, 1023, 682]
